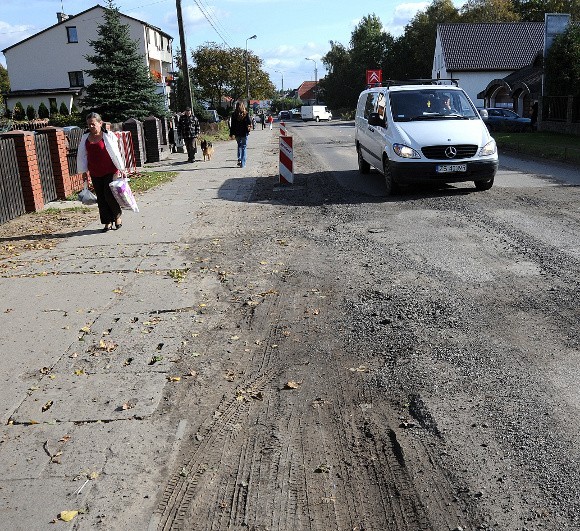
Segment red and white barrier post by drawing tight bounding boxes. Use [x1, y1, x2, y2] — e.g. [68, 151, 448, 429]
[279, 121, 288, 136]
[279, 134, 294, 184]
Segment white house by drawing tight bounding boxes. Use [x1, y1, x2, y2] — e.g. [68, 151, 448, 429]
[432, 22, 544, 109]
[2, 5, 174, 115]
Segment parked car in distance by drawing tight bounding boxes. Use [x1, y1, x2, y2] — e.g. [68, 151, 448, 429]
[484, 108, 531, 131]
[278, 110, 292, 120]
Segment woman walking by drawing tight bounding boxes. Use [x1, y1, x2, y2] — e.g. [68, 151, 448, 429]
[77, 112, 126, 232]
[229, 101, 252, 167]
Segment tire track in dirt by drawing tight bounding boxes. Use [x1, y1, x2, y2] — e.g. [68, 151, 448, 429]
[153, 203, 463, 530]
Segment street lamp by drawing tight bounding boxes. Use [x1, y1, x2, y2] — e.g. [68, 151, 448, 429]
[274, 69, 284, 95]
[245, 35, 257, 105]
[305, 57, 318, 104]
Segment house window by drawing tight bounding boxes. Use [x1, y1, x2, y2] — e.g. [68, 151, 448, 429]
[68, 71, 84, 87]
[66, 26, 78, 43]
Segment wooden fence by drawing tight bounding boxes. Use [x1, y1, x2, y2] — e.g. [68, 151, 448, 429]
[34, 133, 57, 203]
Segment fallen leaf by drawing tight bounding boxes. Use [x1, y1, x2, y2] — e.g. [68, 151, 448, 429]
[112, 287, 123, 294]
[98, 339, 117, 352]
[121, 402, 136, 410]
[167, 376, 181, 382]
[284, 381, 301, 389]
[42, 400, 53, 412]
[349, 365, 368, 373]
[58, 510, 78, 522]
[74, 369, 85, 376]
[59, 435, 72, 443]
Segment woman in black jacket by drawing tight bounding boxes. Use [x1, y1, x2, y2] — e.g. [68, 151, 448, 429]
[229, 101, 252, 167]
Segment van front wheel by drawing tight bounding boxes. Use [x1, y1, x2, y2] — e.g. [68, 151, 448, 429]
[357, 147, 370, 174]
[383, 159, 396, 196]
[474, 177, 494, 191]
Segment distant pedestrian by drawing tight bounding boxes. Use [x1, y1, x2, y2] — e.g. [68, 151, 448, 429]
[229, 101, 252, 168]
[178, 107, 200, 162]
[77, 112, 126, 232]
[530, 101, 538, 132]
[260, 113, 266, 130]
[168, 120, 176, 153]
[267, 114, 274, 130]
[251, 116, 256, 130]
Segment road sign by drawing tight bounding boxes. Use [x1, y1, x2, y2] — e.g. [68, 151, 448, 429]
[367, 69, 382, 85]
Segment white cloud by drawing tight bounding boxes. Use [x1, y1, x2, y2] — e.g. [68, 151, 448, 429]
[384, 2, 429, 36]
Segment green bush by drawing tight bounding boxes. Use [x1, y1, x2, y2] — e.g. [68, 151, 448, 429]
[38, 102, 50, 119]
[26, 105, 36, 120]
[13, 102, 25, 121]
[71, 103, 79, 114]
[59, 102, 70, 115]
[49, 100, 58, 116]
[48, 112, 84, 127]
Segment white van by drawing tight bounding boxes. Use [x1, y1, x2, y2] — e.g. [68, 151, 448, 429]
[301, 105, 332, 122]
[355, 81, 498, 195]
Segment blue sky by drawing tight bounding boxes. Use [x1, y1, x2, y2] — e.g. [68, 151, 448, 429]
[0, 0, 462, 90]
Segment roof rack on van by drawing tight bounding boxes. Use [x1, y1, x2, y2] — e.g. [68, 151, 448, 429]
[371, 79, 459, 88]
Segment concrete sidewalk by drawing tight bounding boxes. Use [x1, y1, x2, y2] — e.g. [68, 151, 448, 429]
[0, 127, 280, 529]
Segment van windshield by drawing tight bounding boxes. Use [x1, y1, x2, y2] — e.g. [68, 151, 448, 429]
[389, 90, 479, 122]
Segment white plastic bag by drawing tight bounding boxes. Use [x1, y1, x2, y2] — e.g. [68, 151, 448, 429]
[78, 182, 97, 205]
[109, 178, 139, 212]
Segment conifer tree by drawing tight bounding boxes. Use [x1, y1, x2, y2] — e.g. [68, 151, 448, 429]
[81, 0, 166, 122]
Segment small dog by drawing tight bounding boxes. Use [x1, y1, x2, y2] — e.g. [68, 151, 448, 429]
[201, 139, 214, 161]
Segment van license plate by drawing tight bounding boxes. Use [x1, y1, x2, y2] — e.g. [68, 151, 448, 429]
[436, 164, 467, 173]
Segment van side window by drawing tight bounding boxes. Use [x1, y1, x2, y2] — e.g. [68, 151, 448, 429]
[364, 93, 377, 119]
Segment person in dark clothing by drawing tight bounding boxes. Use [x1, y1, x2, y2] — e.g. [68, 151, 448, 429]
[229, 101, 252, 167]
[177, 107, 200, 162]
[260, 113, 266, 129]
[530, 101, 538, 132]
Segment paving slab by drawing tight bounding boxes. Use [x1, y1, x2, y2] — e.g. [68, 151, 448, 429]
[11, 372, 167, 424]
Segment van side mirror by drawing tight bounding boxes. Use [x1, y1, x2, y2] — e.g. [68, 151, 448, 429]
[368, 112, 385, 127]
[478, 109, 488, 120]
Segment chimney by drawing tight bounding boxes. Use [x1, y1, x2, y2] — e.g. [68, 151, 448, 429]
[57, 12, 69, 23]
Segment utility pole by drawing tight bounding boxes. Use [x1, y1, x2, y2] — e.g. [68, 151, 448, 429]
[176, 0, 193, 110]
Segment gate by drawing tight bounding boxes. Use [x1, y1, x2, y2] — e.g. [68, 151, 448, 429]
[64, 126, 83, 176]
[34, 132, 57, 203]
[0, 137, 26, 224]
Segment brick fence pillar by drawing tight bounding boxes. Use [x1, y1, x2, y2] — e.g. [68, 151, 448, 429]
[2, 130, 44, 212]
[37, 126, 84, 200]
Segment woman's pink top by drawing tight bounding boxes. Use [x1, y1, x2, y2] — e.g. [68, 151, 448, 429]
[86, 138, 117, 177]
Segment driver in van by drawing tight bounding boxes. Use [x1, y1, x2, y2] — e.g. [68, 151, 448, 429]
[440, 95, 457, 114]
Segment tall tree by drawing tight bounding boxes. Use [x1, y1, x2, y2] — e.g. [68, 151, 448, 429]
[460, 0, 520, 22]
[0, 64, 9, 95]
[81, 0, 165, 122]
[512, 0, 580, 21]
[544, 23, 580, 96]
[190, 43, 275, 107]
[321, 15, 394, 110]
[387, 0, 459, 80]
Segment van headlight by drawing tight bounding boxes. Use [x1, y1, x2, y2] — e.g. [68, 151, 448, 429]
[393, 143, 421, 159]
[480, 139, 497, 156]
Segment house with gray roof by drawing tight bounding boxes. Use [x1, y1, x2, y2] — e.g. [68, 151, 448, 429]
[2, 4, 174, 115]
[432, 22, 544, 115]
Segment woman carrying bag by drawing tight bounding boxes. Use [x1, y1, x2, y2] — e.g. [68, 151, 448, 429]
[77, 112, 126, 232]
[229, 101, 252, 168]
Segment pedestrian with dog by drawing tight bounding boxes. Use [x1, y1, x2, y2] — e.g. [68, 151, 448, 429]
[178, 107, 200, 163]
[229, 101, 252, 168]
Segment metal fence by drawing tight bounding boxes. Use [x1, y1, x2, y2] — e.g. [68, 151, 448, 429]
[64, 126, 84, 176]
[0, 137, 26, 224]
[542, 96, 568, 122]
[34, 133, 57, 203]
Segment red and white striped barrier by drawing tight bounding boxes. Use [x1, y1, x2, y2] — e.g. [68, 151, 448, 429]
[113, 131, 137, 174]
[279, 121, 288, 136]
[279, 135, 294, 184]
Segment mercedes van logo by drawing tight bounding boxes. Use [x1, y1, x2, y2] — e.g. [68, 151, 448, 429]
[445, 146, 457, 158]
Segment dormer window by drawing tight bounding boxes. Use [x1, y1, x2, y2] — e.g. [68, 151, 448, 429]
[66, 26, 78, 43]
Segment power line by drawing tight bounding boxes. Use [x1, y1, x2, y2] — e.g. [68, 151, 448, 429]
[192, 0, 231, 48]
